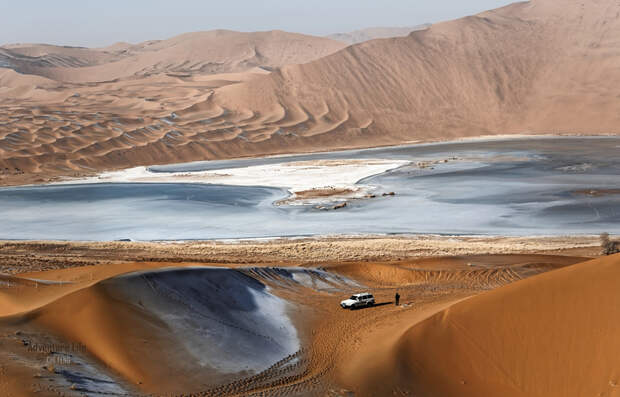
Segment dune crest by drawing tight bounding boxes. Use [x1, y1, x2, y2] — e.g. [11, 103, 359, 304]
[1, 30, 346, 82]
[387, 253, 620, 397]
[6, 266, 308, 393]
[211, 0, 620, 148]
[4, 0, 620, 186]
[0, 247, 599, 395]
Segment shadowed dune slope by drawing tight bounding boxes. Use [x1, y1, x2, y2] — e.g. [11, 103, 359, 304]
[389, 253, 620, 397]
[1, 267, 302, 393]
[4, 266, 362, 393]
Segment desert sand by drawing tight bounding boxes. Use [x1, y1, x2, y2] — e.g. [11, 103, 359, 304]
[2, 30, 346, 82]
[0, 30, 346, 186]
[343, 253, 620, 397]
[3, 0, 620, 186]
[0, 236, 608, 396]
[2, 0, 620, 395]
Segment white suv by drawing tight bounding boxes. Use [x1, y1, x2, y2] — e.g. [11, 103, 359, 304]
[340, 293, 375, 309]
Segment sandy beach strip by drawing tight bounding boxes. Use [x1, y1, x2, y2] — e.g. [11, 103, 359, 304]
[0, 235, 604, 275]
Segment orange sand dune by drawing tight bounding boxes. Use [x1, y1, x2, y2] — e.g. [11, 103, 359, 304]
[344, 253, 620, 397]
[0, 262, 204, 393]
[29, 284, 154, 386]
[0, 252, 598, 396]
[1, 262, 328, 394]
[329, 254, 586, 288]
[209, 0, 620, 153]
[0, 268, 180, 394]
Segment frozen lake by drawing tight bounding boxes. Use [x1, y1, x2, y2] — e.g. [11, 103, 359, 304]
[1, 137, 619, 240]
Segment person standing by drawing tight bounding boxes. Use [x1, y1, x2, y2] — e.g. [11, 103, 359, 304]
[395, 292, 400, 306]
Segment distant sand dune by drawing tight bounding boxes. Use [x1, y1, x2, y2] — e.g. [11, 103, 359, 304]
[3, 0, 620, 186]
[1, 30, 346, 82]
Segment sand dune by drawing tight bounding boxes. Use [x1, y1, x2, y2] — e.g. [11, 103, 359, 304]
[209, 0, 620, 150]
[1, 30, 346, 82]
[0, 31, 345, 185]
[4, 0, 620, 186]
[328, 254, 584, 288]
[27, 267, 303, 393]
[0, 249, 590, 396]
[1, 264, 354, 394]
[0, 44, 119, 76]
[342, 253, 620, 397]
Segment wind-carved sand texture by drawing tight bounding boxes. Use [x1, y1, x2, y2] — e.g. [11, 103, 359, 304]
[0, 237, 614, 396]
[356, 254, 620, 397]
[0, 31, 346, 186]
[3, 0, 620, 186]
[1, 30, 347, 82]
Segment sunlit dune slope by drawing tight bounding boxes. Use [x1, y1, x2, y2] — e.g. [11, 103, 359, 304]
[210, 0, 620, 149]
[328, 254, 586, 287]
[4, 0, 620, 185]
[389, 253, 620, 397]
[0, 254, 601, 395]
[2, 266, 311, 393]
[1, 30, 346, 82]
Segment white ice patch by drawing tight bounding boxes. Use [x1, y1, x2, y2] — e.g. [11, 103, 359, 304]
[103, 267, 300, 375]
[245, 267, 362, 292]
[55, 159, 409, 202]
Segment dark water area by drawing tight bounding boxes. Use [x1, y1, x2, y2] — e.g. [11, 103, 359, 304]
[1, 137, 619, 240]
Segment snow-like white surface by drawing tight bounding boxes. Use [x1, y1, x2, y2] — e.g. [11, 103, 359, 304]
[245, 267, 362, 292]
[105, 267, 300, 374]
[62, 159, 409, 195]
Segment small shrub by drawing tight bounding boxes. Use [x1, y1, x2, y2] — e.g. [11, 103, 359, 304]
[601, 233, 620, 255]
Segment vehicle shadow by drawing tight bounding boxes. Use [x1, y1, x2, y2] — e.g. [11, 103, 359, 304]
[351, 301, 393, 310]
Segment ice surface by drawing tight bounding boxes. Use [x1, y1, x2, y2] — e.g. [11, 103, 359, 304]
[1, 137, 619, 239]
[103, 267, 299, 374]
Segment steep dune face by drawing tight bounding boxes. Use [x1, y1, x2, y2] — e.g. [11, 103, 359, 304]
[4, 0, 620, 184]
[1, 30, 346, 82]
[0, 260, 383, 395]
[22, 267, 301, 393]
[389, 253, 620, 397]
[0, 264, 368, 395]
[209, 0, 620, 149]
[0, 31, 346, 184]
[0, 254, 601, 396]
